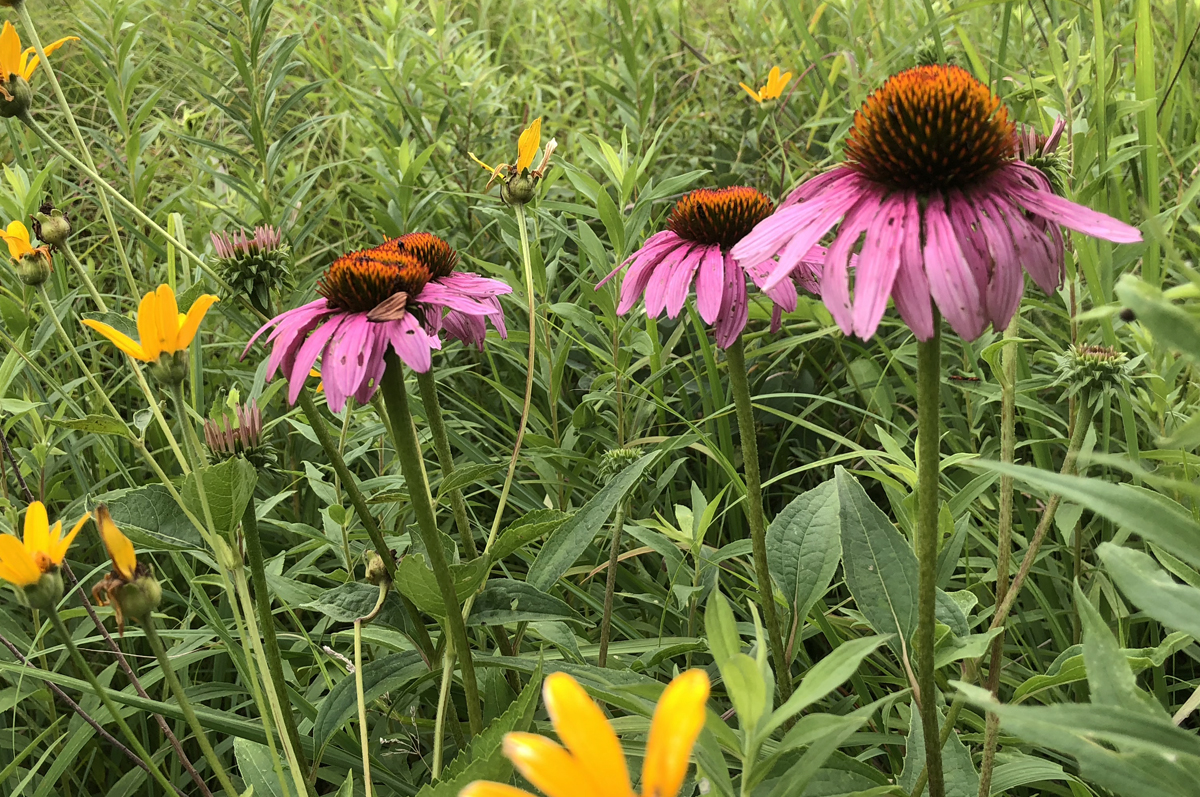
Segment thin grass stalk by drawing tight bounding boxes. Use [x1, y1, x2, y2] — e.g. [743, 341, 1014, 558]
[353, 587, 388, 797]
[915, 318, 945, 797]
[416, 370, 476, 559]
[725, 336, 793, 704]
[378, 351, 483, 735]
[59, 243, 107, 312]
[597, 502, 626, 667]
[142, 616, 240, 797]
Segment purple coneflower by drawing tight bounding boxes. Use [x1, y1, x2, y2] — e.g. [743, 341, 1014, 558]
[244, 238, 510, 411]
[210, 225, 283, 258]
[597, 186, 824, 348]
[731, 65, 1142, 341]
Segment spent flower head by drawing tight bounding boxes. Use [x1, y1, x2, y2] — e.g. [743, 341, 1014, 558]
[31, 198, 71, 249]
[92, 505, 161, 634]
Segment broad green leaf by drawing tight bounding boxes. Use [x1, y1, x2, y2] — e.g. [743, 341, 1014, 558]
[898, 702, 979, 796]
[1116, 276, 1200, 362]
[704, 590, 740, 668]
[836, 468, 918, 647]
[234, 738, 298, 797]
[395, 554, 489, 618]
[313, 650, 431, 752]
[466, 579, 582, 625]
[1076, 579, 1159, 716]
[528, 452, 656, 590]
[988, 756, 1084, 794]
[183, 457, 258, 537]
[721, 652, 769, 736]
[437, 462, 502, 500]
[299, 583, 423, 643]
[490, 509, 572, 562]
[764, 700, 887, 797]
[759, 635, 886, 739]
[100, 483, 203, 550]
[1099, 542, 1200, 640]
[48, 415, 130, 437]
[764, 478, 842, 632]
[334, 773, 353, 797]
[934, 628, 1003, 669]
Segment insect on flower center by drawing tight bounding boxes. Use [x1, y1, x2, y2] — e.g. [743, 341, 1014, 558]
[317, 246, 432, 314]
[388, 232, 459, 279]
[667, 187, 774, 249]
[843, 65, 1015, 191]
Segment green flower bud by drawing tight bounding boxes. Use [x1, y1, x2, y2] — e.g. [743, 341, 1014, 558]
[114, 570, 162, 624]
[148, 351, 189, 386]
[16, 250, 52, 286]
[598, 446, 645, 484]
[501, 173, 537, 206]
[32, 207, 71, 249]
[0, 75, 32, 119]
[1054, 344, 1141, 408]
[21, 568, 63, 611]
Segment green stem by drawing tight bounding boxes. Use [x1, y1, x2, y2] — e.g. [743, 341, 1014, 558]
[241, 496, 308, 772]
[977, 317, 1019, 797]
[354, 587, 387, 797]
[725, 336, 793, 704]
[295, 389, 436, 663]
[142, 616, 240, 797]
[915, 319, 945, 797]
[416, 370, 476, 560]
[46, 606, 179, 796]
[431, 639, 456, 778]
[170, 381, 219, 538]
[59, 242, 107, 311]
[378, 352, 483, 735]
[597, 502, 626, 667]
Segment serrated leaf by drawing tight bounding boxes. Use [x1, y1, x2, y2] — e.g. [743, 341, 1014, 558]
[765, 478, 842, 631]
[183, 457, 257, 537]
[99, 483, 203, 550]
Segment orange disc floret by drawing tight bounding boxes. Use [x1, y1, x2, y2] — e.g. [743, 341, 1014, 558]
[843, 64, 1015, 191]
[317, 246, 432, 313]
[390, 232, 459, 279]
[667, 186, 774, 249]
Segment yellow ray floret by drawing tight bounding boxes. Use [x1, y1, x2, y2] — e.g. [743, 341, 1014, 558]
[0, 500, 89, 588]
[1, 220, 31, 259]
[96, 505, 136, 581]
[740, 66, 792, 103]
[460, 669, 710, 797]
[516, 117, 542, 173]
[81, 284, 219, 362]
[0, 21, 78, 83]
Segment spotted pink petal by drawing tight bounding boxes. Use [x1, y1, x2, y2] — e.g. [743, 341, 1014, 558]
[890, 193, 934, 340]
[694, 246, 726, 324]
[923, 199, 986, 341]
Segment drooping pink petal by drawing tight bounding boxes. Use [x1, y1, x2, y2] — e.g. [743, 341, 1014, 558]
[243, 299, 331, 358]
[890, 193, 934, 340]
[664, 245, 708, 319]
[946, 190, 991, 298]
[354, 326, 388, 405]
[443, 310, 487, 349]
[432, 272, 513, 298]
[695, 246, 726, 324]
[1004, 162, 1142, 243]
[286, 314, 348, 405]
[780, 167, 858, 208]
[643, 245, 693, 318]
[419, 282, 499, 315]
[615, 238, 686, 315]
[756, 183, 869, 291]
[850, 193, 908, 339]
[923, 198, 987, 340]
[819, 192, 884, 336]
[770, 305, 783, 334]
[387, 314, 435, 374]
[973, 198, 1024, 329]
[713, 252, 748, 348]
[993, 196, 1060, 295]
[597, 229, 679, 288]
[325, 314, 373, 403]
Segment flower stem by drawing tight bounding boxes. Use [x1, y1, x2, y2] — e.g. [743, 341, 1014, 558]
[142, 615, 240, 797]
[431, 640, 456, 778]
[378, 351, 483, 735]
[597, 502, 626, 667]
[46, 606, 180, 795]
[977, 317, 1019, 797]
[915, 318, 945, 797]
[295, 389, 436, 664]
[59, 242, 108, 312]
[725, 336, 792, 704]
[416, 370, 476, 560]
[241, 495, 309, 772]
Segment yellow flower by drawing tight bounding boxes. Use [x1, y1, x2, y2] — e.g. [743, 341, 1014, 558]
[740, 66, 793, 103]
[2, 220, 32, 259]
[92, 504, 160, 632]
[516, 117, 542, 173]
[0, 21, 77, 83]
[96, 504, 135, 581]
[81, 283, 219, 363]
[0, 501, 88, 588]
[310, 367, 324, 394]
[461, 670, 710, 797]
[469, 117, 557, 191]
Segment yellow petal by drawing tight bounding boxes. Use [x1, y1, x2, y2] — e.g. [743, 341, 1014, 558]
[516, 117, 541, 173]
[767, 66, 781, 87]
[459, 784, 539, 797]
[81, 318, 149, 361]
[41, 36, 78, 58]
[52, 513, 89, 565]
[96, 505, 134, 580]
[640, 670, 710, 797]
[22, 501, 49, 557]
[542, 673, 631, 797]
[0, 534, 40, 587]
[502, 733, 599, 797]
[17, 46, 31, 80]
[136, 289, 163, 361]
[24, 37, 77, 81]
[468, 151, 497, 174]
[175, 294, 219, 352]
[0, 22, 21, 80]
[154, 284, 179, 353]
[739, 82, 763, 103]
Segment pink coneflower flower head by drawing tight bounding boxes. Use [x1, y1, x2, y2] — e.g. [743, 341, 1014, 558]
[244, 241, 509, 411]
[732, 65, 1142, 342]
[210, 225, 284, 258]
[597, 186, 824, 348]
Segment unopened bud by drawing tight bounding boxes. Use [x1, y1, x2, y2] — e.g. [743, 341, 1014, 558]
[32, 207, 71, 249]
[16, 249, 52, 286]
[1054, 344, 1139, 406]
[365, 550, 392, 587]
[501, 173, 537, 206]
[148, 351, 188, 386]
[0, 76, 32, 119]
[115, 570, 162, 623]
[598, 446, 645, 484]
[22, 568, 63, 611]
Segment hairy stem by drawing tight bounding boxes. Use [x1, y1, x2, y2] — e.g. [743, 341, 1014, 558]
[416, 370, 476, 559]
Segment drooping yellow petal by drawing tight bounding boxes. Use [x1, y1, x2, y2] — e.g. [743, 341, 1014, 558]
[174, 294, 219, 352]
[22, 36, 78, 80]
[22, 501, 50, 557]
[460, 784, 538, 797]
[136, 289, 163, 361]
[153, 284, 180, 353]
[542, 673, 631, 797]
[468, 151, 498, 175]
[96, 505, 134, 580]
[516, 117, 542, 173]
[739, 82, 763, 103]
[0, 22, 21, 80]
[0, 534, 40, 587]
[17, 46, 31, 80]
[2, 220, 32, 260]
[640, 670, 710, 797]
[502, 733, 599, 797]
[51, 514, 89, 566]
[81, 319, 149, 361]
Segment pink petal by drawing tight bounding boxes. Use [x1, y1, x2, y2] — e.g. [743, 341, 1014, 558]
[973, 197, 1024, 330]
[325, 315, 373, 402]
[770, 305, 783, 333]
[433, 272, 513, 297]
[597, 230, 680, 288]
[780, 167, 857, 208]
[354, 328, 387, 405]
[387, 315, 434, 373]
[695, 246, 726, 323]
[287, 315, 347, 405]
[891, 194, 934, 340]
[756, 183, 868, 291]
[994, 196, 1060, 295]
[713, 252, 748, 348]
[664, 245, 708, 319]
[820, 193, 882, 336]
[1005, 163, 1142, 243]
[419, 282, 498, 315]
[924, 199, 987, 341]
[643, 245, 693, 318]
[850, 193, 908, 339]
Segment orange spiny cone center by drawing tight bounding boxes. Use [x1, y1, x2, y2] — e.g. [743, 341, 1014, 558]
[317, 246, 432, 313]
[667, 187, 774, 249]
[843, 64, 1015, 191]
[388, 232, 459, 279]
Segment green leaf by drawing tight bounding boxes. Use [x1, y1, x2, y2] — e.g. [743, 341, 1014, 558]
[765, 701, 887, 797]
[1076, 579, 1159, 716]
[527, 452, 656, 590]
[48, 414, 130, 437]
[395, 554, 489, 618]
[313, 650, 431, 752]
[437, 462, 502, 500]
[183, 457, 258, 537]
[333, 773, 353, 797]
[234, 738, 299, 797]
[836, 468, 918, 647]
[466, 579, 582, 625]
[490, 509, 572, 562]
[100, 483, 203, 550]
[898, 701, 979, 795]
[765, 478, 842, 631]
[1098, 542, 1200, 640]
[704, 590, 740, 668]
[299, 583, 421, 642]
[935, 628, 1003, 669]
[1116, 276, 1200, 362]
[973, 462, 1200, 569]
[721, 652, 769, 736]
